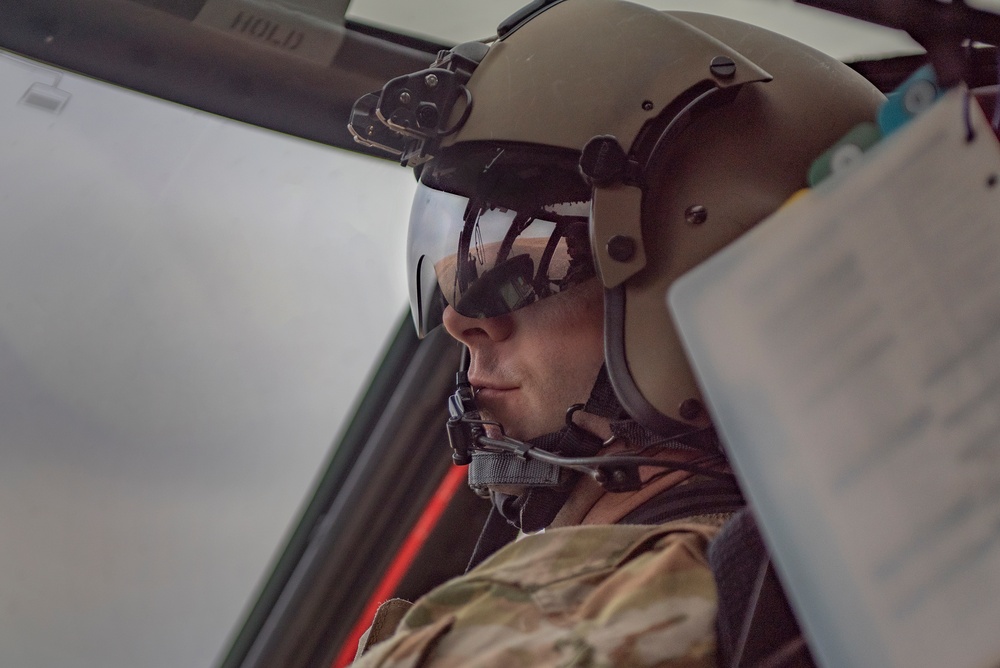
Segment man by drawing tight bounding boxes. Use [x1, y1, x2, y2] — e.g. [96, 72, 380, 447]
[348, 0, 884, 664]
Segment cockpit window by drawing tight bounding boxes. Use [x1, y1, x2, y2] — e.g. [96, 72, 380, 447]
[0, 52, 414, 668]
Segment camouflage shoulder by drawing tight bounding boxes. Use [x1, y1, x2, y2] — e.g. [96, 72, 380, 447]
[355, 521, 722, 666]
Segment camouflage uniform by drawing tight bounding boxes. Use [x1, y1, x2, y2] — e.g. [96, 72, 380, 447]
[353, 518, 724, 667]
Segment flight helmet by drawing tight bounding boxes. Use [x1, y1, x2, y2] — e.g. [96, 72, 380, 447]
[351, 0, 885, 436]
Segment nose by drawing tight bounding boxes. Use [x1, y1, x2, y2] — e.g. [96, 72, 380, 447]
[441, 305, 514, 346]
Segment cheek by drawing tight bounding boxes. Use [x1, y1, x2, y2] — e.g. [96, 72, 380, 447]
[561, 286, 605, 356]
[533, 293, 605, 388]
[561, 315, 603, 361]
[561, 324, 605, 380]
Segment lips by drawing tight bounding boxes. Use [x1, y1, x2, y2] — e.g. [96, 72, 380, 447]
[469, 378, 517, 398]
[470, 376, 514, 388]
[475, 388, 515, 402]
[473, 385, 516, 396]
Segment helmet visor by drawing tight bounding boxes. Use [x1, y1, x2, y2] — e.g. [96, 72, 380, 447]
[407, 181, 594, 337]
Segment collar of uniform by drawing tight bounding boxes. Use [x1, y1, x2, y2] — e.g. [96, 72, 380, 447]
[549, 443, 718, 527]
[466, 522, 717, 587]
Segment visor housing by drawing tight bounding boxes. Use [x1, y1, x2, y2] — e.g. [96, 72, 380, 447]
[407, 146, 593, 337]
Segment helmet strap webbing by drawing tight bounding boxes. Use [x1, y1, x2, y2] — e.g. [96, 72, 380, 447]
[466, 365, 626, 490]
[466, 366, 631, 570]
[465, 366, 727, 570]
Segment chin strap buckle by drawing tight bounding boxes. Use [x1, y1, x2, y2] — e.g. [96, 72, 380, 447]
[447, 371, 479, 466]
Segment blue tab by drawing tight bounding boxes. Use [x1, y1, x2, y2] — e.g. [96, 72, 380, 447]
[808, 121, 882, 187]
[877, 64, 941, 136]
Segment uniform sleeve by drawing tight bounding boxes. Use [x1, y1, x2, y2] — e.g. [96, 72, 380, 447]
[353, 522, 721, 667]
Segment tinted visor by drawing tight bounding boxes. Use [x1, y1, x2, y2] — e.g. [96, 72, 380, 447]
[407, 181, 594, 337]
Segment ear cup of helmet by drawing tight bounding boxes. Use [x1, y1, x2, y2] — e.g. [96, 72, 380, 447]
[605, 12, 886, 432]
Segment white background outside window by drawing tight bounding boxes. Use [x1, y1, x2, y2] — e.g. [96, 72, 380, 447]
[0, 52, 414, 668]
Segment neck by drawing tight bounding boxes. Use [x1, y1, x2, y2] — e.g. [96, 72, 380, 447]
[549, 443, 714, 527]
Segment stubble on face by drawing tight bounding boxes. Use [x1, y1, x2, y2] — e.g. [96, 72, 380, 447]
[467, 279, 605, 441]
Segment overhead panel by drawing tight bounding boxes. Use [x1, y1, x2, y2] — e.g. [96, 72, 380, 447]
[194, 0, 351, 65]
[0, 0, 442, 153]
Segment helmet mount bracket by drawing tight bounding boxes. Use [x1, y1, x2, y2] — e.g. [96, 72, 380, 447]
[591, 184, 645, 288]
[348, 41, 489, 165]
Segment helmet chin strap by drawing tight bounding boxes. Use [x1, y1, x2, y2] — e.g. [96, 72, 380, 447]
[468, 365, 625, 542]
[452, 359, 727, 533]
[443, 357, 613, 529]
[466, 367, 621, 494]
[458, 359, 734, 571]
[478, 378, 616, 533]
[448, 350, 725, 481]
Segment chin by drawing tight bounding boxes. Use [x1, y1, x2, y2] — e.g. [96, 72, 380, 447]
[482, 405, 562, 442]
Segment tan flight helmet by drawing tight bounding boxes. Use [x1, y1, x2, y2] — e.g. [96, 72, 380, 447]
[351, 0, 885, 436]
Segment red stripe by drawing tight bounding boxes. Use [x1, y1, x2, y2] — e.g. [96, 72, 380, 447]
[331, 464, 467, 668]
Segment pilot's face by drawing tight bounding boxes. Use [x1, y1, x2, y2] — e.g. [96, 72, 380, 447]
[442, 277, 605, 440]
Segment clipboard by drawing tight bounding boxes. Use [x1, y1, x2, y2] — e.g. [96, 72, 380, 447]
[669, 87, 1000, 668]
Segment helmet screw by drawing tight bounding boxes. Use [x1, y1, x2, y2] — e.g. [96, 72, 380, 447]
[612, 470, 628, 485]
[642, 100, 654, 111]
[679, 398, 704, 421]
[607, 235, 636, 262]
[416, 103, 440, 128]
[710, 56, 737, 78]
[399, 90, 412, 105]
[424, 73, 439, 88]
[685, 204, 708, 225]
